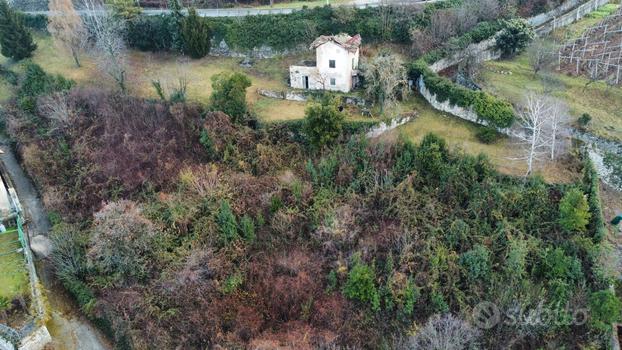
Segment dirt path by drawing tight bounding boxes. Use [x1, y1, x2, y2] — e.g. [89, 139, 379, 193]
[0, 136, 111, 350]
[0, 138, 50, 237]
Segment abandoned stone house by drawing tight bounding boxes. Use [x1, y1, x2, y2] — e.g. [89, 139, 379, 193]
[289, 33, 361, 93]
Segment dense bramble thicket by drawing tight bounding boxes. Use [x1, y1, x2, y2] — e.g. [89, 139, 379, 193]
[1, 63, 616, 348]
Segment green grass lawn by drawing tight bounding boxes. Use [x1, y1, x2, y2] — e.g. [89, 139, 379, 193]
[0, 229, 29, 301]
[0, 33, 310, 121]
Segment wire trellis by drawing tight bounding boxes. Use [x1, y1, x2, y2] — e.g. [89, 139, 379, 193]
[558, 8, 622, 85]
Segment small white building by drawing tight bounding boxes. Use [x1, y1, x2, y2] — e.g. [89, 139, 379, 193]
[289, 33, 361, 93]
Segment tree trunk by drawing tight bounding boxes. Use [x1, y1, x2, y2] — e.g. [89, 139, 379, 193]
[71, 46, 81, 68]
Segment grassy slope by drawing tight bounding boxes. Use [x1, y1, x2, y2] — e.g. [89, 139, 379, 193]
[388, 95, 579, 182]
[0, 33, 311, 121]
[0, 230, 29, 300]
[480, 4, 622, 143]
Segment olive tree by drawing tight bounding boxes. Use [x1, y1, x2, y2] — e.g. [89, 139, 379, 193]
[362, 51, 409, 113]
[496, 19, 535, 57]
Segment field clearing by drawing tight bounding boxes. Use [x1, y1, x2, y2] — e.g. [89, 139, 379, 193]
[389, 96, 579, 183]
[0, 229, 29, 301]
[0, 33, 315, 121]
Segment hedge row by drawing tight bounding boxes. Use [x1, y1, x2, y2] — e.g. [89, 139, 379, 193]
[582, 154, 607, 243]
[408, 60, 515, 129]
[263, 118, 378, 144]
[21, 14, 48, 32]
[125, 1, 461, 52]
[23, 1, 464, 52]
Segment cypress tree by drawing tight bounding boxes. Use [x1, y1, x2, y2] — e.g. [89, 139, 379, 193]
[0, 0, 37, 60]
[167, 0, 184, 52]
[181, 7, 211, 59]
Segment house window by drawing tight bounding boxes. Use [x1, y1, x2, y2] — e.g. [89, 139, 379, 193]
[329, 60, 336, 68]
[330, 78, 336, 86]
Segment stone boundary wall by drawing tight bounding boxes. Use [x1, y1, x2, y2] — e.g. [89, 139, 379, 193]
[257, 88, 368, 106]
[429, 38, 500, 73]
[529, 0, 587, 27]
[366, 114, 415, 138]
[210, 40, 306, 59]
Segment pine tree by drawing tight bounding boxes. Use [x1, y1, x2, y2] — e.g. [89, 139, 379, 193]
[181, 7, 211, 59]
[0, 0, 37, 61]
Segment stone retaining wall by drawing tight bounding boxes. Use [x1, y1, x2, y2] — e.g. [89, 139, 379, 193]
[210, 39, 306, 59]
[257, 88, 368, 106]
[366, 114, 415, 138]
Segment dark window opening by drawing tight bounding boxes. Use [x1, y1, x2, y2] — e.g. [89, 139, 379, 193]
[329, 60, 336, 68]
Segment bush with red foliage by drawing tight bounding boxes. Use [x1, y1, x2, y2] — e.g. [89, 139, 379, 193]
[13, 88, 207, 217]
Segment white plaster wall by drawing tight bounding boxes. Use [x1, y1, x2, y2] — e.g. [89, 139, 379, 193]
[289, 66, 318, 89]
[316, 42, 355, 92]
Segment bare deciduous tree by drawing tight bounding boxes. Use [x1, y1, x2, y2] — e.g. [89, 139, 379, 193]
[48, 0, 87, 67]
[545, 98, 570, 160]
[82, 0, 129, 92]
[513, 93, 569, 175]
[407, 314, 480, 350]
[312, 71, 330, 90]
[362, 51, 409, 113]
[527, 38, 556, 75]
[38, 91, 74, 128]
[514, 93, 552, 175]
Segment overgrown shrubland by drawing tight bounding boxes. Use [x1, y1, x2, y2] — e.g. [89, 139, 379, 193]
[2, 62, 615, 347]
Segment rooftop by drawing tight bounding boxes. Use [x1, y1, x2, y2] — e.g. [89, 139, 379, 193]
[310, 33, 362, 53]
